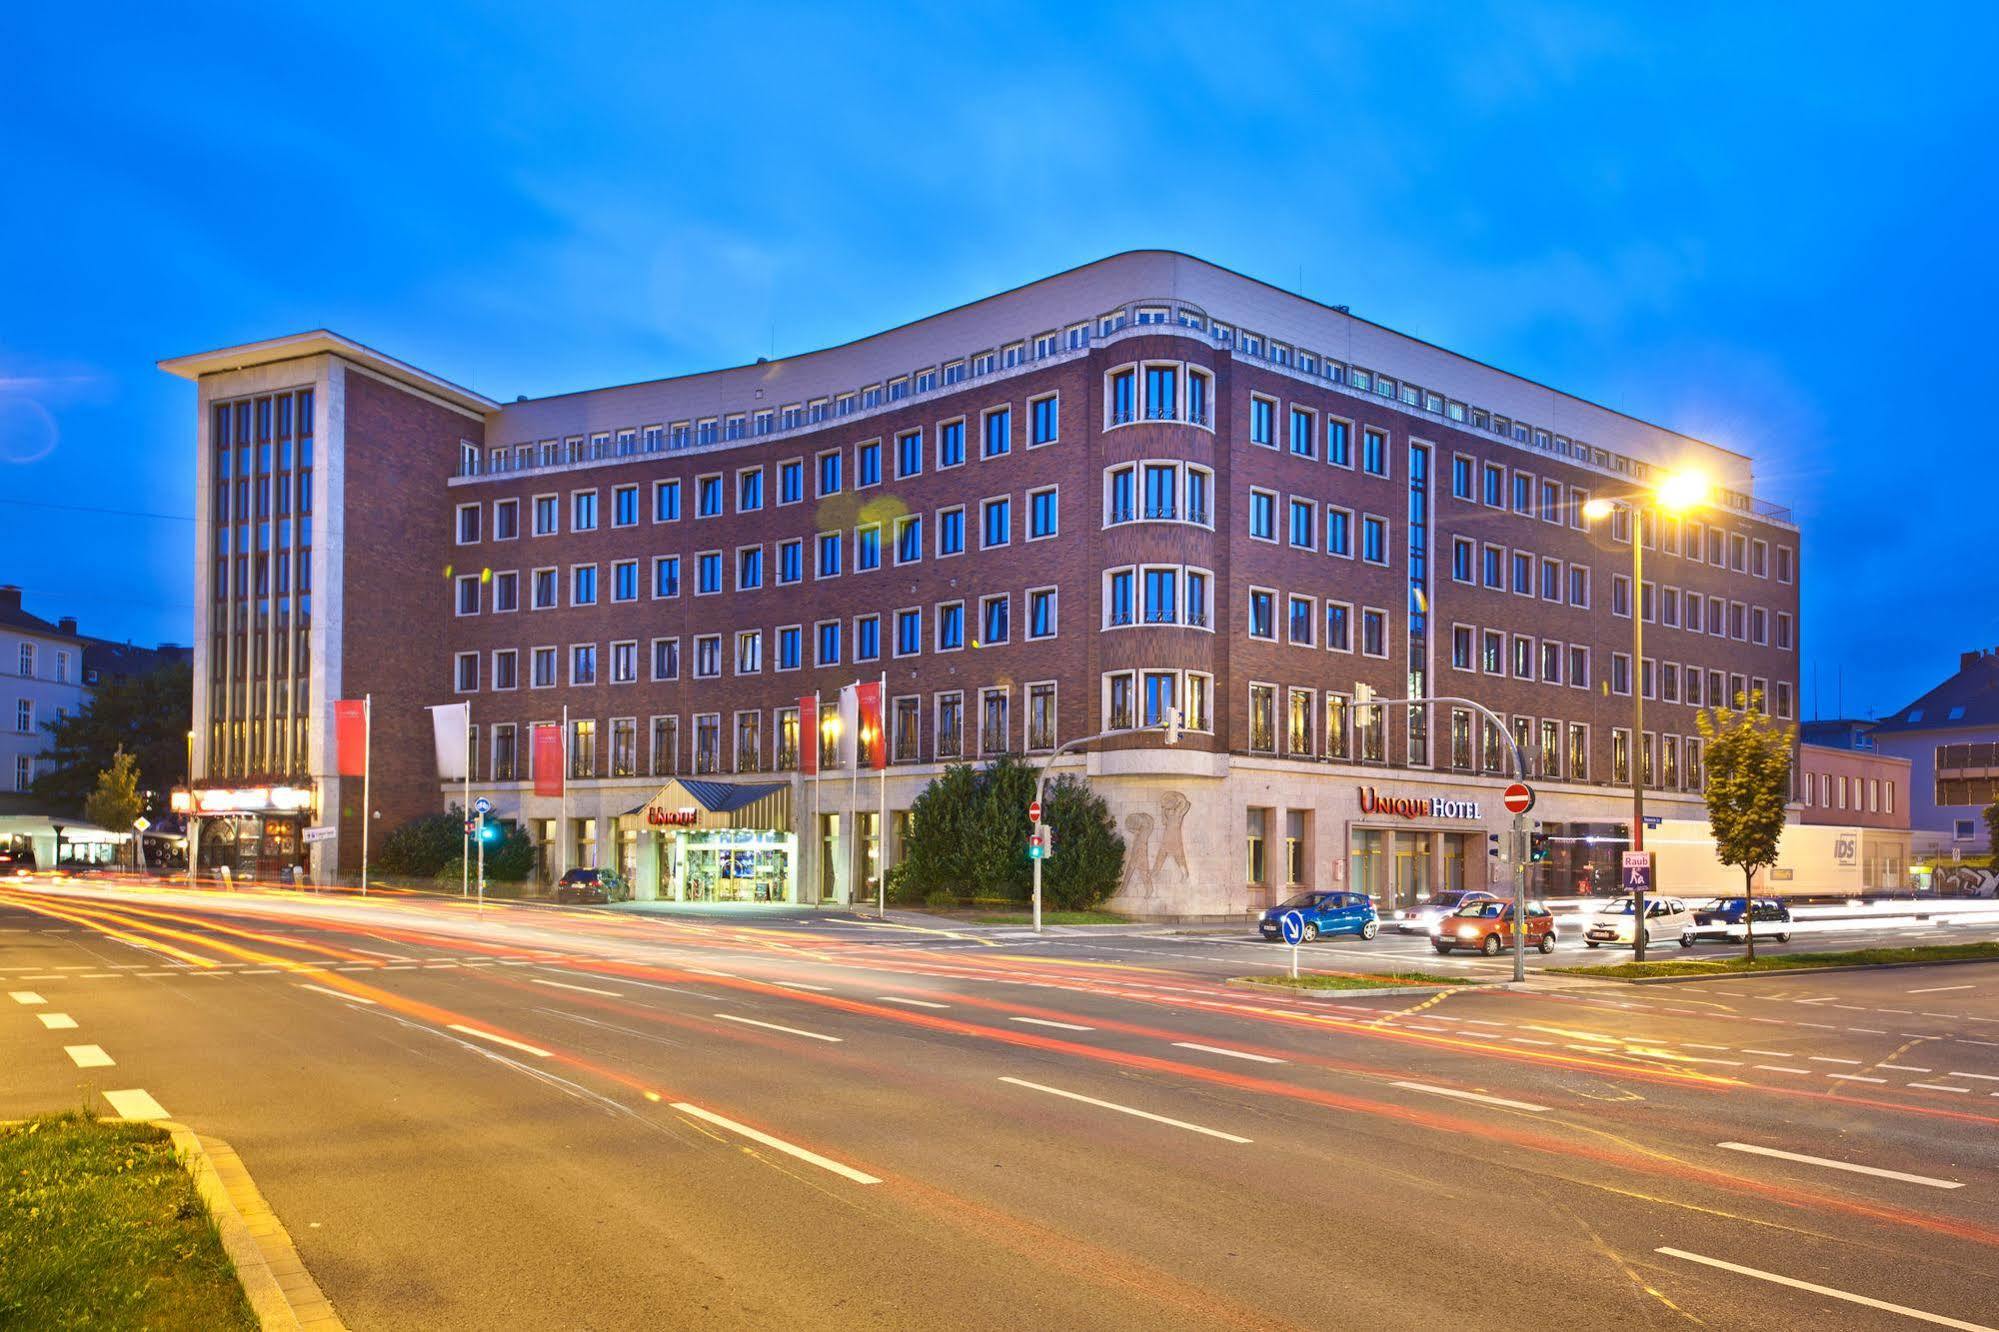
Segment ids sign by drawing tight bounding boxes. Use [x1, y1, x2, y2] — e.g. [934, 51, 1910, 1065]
[1357, 787, 1482, 821]
[645, 806, 700, 827]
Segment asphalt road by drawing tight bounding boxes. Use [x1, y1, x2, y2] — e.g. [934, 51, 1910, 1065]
[4, 881, 1998, 1330]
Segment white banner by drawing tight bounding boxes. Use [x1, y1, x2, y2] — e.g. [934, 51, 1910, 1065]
[836, 684, 859, 769]
[429, 702, 471, 780]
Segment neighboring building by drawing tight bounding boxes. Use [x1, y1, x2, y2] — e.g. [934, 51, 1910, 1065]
[0, 586, 86, 800]
[81, 638, 192, 689]
[1795, 742, 1911, 893]
[1799, 718, 1877, 752]
[159, 250, 1803, 910]
[1868, 646, 1999, 857]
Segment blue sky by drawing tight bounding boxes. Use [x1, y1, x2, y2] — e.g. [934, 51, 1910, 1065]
[3, 2, 1993, 715]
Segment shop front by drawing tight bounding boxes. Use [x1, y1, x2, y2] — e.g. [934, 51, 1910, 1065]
[1347, 785, 1487, 910]
[174, 784, 316, 881]
[620, 778, 797, 904]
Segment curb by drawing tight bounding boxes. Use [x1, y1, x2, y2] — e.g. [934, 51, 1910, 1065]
[1550, 954, 1999, 986]
[163, 1121, 345, 1331]
[1224, 976, 1513, 999]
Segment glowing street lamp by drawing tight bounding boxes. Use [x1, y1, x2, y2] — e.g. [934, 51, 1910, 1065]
[1584, 469, 1709, 961]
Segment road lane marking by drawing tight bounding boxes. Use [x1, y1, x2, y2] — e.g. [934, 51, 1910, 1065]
[772, 981, 836, 993]
[1655, 1248, 1993, 1330]
[685, 967, 736, 978]
[297, 984, 376, 1004]
[1008, 1016, 1095, 1032]
[64, 1044, 113, 1068]
[1827, 1073, 1886, 1083]
[1173, 1042, 1288, 1065]
[713, 1013, 843, 1043]
[1910, 1084, 1971, 1094]
[1810, 1056, 1861, 1065]
[1880, 1064, 1932, 1073]
[102, 1089, 168, 1121]
[530, 978, 624, 998]
[8, 991, 44, 1005]
[998, 1076, 1251, 1142]
[446, 1024, 552, 1057]
[37, 1013, 77, 1030]
[1717, 1142, 1963, 1189]
[668, 1102, 880, 1184]
[1392, 1081, 1549, 1113]
[1753, 1065, 1811, 1074]
[874, 996, 949, 1009]
[1949, 1071, 1999, 1082]
[1908, 985, 1976, 994]
[1742, 1048, 1799, 1058]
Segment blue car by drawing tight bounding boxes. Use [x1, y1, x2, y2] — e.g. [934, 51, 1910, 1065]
[1258, 890, 1379, 942]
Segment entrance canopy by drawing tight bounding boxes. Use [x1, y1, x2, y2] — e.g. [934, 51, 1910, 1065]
[617, 778, 792, 833]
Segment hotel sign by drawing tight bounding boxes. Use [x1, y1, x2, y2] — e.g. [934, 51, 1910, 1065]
[1357, 786, 1482, 821]
[645, 806, 700, 827]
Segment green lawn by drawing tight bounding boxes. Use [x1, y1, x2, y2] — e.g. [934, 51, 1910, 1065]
[955, 910, 1132, 925]
[1240, 971, 1472, 990]
[0, 1113, 255, 1330]
[1555, 939, 1999, 980]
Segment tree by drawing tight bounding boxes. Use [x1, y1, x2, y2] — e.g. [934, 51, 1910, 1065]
[33, 661, 193, 816]
[82, 748, 144, 869]
[1985, 796, 1999, 867]
[1695, 691, 1796, 962]
[895, 757, 1124, 910]
[375, 805, 472, 879]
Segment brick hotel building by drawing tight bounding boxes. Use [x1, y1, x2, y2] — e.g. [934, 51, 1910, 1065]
[161, 251, 1802, 914]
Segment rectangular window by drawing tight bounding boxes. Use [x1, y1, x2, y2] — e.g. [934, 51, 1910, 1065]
[895, 515, 923, 565]
[653, 479, 681, 522]
[737, 469, 764, 512]
[1325, 418, 1351, 468]
[1030, 395, 1058, 446]
[983, 407, 1012, 458]
[1289, 407, 1315, 458]
[818, 450, 843, 496]
[1287, 595, 1314, 646]
[1361, 428, 1388, 477]
[1288, 498, 1314, 549]
[897, 430, 923, 479]
[455, 502, 480, 544]
[816, 532, 843, 578]
[572, 565, 598, 606]
[572, 490, 598, 531]
[980, 595, 1010, 645]
[816, 620, 842, 666]
[1249, 489, 1277, 541]
[779, 459, 804, 504]
[938, 419, 966, 468]
[613, 559, 639, 602]
[777, 539, 802, 585]
[855, 524, 882, 572]
[937, 601, 965, 651]
[1360, 514, 1387, 565]
[1027, 587, 1056, 639]
[855, 615, 881, 662]
[894, 610, 921, 657]
[1028, 486, 1059, 539]
[857, 440, 881, 488]
[981, 496, 1011, 548]
[697, 551, 722, 595]
[1248, 589, 1275, 640]
[736, 546, 764, 590]
[1326, 506, 1353, 558]
[1325, 601, 1351, 652]
[938, 506, 965, 556]
[1361, 608, 1387, 657]
[1248, 396, 1275, 447]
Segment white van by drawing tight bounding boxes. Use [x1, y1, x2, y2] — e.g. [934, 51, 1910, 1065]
[1583, 896, 1696, 949]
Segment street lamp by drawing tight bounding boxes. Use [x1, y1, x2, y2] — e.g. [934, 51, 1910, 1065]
[1582, 468, 1709, 961]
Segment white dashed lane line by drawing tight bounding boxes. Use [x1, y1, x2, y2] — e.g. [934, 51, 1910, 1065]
[101, 1089, 169, 1121]
[8, 990, 44, 1005]
[713, 1013, 843, 1043]
[1656, 1247, 1996, 1330]
[999, 1076, 1253, 1143]
[1008, 1016, 1095, 1032]
[1172, 1042, 1288, 1065]
[668, 1102, 881, 1185]
[36, 1013, 77, 1030]
[874, 996, 949, 1009]
[64, 1045, 114, 1068]
[1717, 1141, 1964, 1190]
[446, 1024, 552, 1057]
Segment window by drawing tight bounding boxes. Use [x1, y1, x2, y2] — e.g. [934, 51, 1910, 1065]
[980, 595, 1010, 645]
[1325, 601, 1351, 652]
[533, 494, 559, 535]
[938, 419, 966, 468]
[815, 620, 842, 666]
[981, 496, 1011, 548]
[1289, 407, 1315, 458]
[1612, 574, 1632, 617]
[456, 502, 480, 544]
[894, 609, 921, 658]
[653, 479, 681, 523]
[938, 506, 966, 557]
[816, 531, 843, 578]
[1248, 588, 1276, 640]
[777, 539, 802, 585]
[455, 574, 480, 616]
[492, 648, 518, 692]
[1027, 587, 1056, 639]
[979, 688, 1010, 754]
[936, 693, 964, 759]
[1106, 569, 1134, 627]
[1143, 567, 1178, 624]
[1187, 466, 1212, 524]
[1142, 464, 1176, 520]
[1482, 630, 1503, 675]
[1360, 608, 1387, 657]
[1568, 645, 1591, 689]
[1326, 506, 1353, 558]
[570, 719, 597, 778]
[1451, 536, 1474, 583]
[1451, 454, 1474, 500]
[1361, 428, 1388, 477]
[895, 514, 923, 565]
[897, 430, 923, 479]
[1028, 486, 1059, 539]
[571, 643, 598, 686]
[572, 490, 598, 531]
[1511, 472, 1533, 516]
[1511, 634, 1533, 679]
[1248, 396, 1275, 447]
[1569, 565, 1592, 608]
[454, 651, 478, 692]
[1142, 365, 1176, 421]
[532, 646, 558, 688]
[493, 498, 519, 541]
[612, 640, 639, 684]
[1511, 551, 1533, 596]
[1288, 498, 1314, 549]
[1452, 624, 1474, 670]
[937, 601, 965, 651]
[818, 450, 843, 496]
[857, 614, 882, 661]
[614, 559, 640, 602]
[779, 459, 804, 504]
[737, 469, 764, 512]
[1186, 570, 1210, 628]
[572, 564, 598, 606]
[1028, 682, 1057, 750]
[697, 551, 722, 595]
[1540, 557, 1562, 603]
[1325, 417, 1352, 468]
[1030, 395, 1058, 445]
[1360, 514, 1388, 565]
[1249, 489, 1277, 541]
[1248, 685, 1276, 753]
[777, 625, 802, 671]
[1482, 544, 1503, 589]
[983, 406, 1011, 458]
[857, 440, 881, 487]
[1288, 595, 1314, 645]
[737, 546, 764, 590]
[1481, 463, 1504, 508]
[696, 474, 723, 518]
[1611, 652, 1632, 695]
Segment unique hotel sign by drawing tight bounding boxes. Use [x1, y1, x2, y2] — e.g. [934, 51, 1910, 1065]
[1357, 786, 1482, 821]
[645, 806, 700, 827]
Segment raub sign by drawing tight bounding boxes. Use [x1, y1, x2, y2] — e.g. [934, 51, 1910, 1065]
[1357, 786, 1482, 821]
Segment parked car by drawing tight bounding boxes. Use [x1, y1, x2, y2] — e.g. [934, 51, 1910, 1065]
[1583, 896, 1696, 948]
[1690, 897, 1792, 943]
[1430, 899, 1557, 955]
[1394, 888, 1498, 935]
[1258, 890, 1379, 942]
[554, 868, 611, 904]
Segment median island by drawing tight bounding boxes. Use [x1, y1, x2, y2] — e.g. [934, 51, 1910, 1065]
[1555, 939, 1999, 981]
[0, 1113, 256, 1329]
[1239, 971, 1472, 991]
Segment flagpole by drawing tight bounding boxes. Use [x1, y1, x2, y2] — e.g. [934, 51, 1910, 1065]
[560, 704, 570, 879]
[878, 671, 888, 920]
[848, 679, 859, 909]
[360, 694, 371, 898]
[462, 703, 471, 900]
[809, 693, 820, 907]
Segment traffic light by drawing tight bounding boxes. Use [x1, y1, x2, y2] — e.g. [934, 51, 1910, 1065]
[1529, 830, 1550, 862]
[463, 818, 476, 836]
[1488, 831, 1502, 860]
[1028, 833, 1044, 861]
[479, 820, 499, 843]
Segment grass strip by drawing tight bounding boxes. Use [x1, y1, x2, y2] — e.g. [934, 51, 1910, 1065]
[1240, 971, 1472, 990]
[1554, 939, 1999, 980]
[949, 910, 1132, 925]
[0, 1112, 256, 1330]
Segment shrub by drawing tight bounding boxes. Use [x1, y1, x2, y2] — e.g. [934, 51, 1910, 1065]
[923, 888, 958, 909]
[898, 758, 1124, 909]
[380, 809, 537, 882]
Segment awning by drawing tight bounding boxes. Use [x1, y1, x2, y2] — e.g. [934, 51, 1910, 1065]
[617, 778, 792, 832]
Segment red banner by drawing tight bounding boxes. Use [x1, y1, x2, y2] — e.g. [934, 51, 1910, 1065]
[532, 723, 564, 797]
[799, 696, 819, 775]
[333, 699, 367, 776]
[856, 681, 886, 770]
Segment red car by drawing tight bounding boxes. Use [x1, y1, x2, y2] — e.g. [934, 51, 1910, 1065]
[1431, 899, 1557, 955]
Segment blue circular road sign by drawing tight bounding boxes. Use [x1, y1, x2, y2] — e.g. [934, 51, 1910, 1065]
[474, 797, 492, 816]
[1280, 910, 1306, 946]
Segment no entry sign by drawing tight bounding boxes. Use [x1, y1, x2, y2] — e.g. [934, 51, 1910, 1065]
[1502, 783, 1535, 815]
[1027, 800, 1042, 822]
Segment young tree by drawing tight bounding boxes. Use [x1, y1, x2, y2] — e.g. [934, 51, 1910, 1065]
[82, 748, 144, 869]
[1695, 692, 1796, 962]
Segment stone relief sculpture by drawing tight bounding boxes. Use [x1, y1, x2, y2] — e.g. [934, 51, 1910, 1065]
[1121, 811, 1156, 898]
[1153, 790, 1191, 887]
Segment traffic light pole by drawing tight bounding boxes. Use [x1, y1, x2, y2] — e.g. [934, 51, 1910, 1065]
[476, 810, 486, 909]
[1029, 711, 1183, 934]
